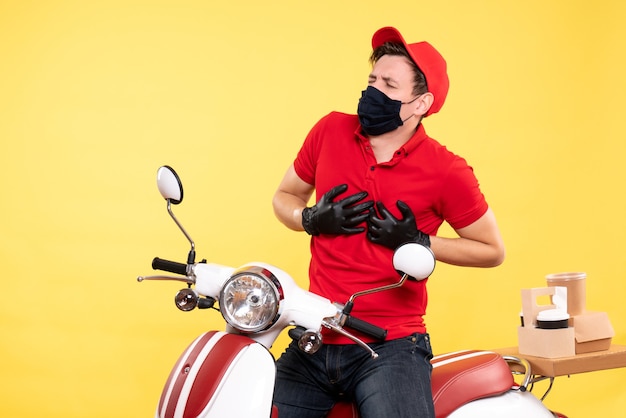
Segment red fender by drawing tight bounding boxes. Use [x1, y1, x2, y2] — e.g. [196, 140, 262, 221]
[157, 331, 274, 418]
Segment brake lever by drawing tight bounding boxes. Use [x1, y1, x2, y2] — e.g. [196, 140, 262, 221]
[322, 320, 378, 359]
[137, 275, 195, 285]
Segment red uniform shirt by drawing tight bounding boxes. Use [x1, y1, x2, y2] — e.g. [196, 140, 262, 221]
[294, 111, 488, 343]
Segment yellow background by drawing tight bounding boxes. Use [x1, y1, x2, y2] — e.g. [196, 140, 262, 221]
[1, 1, 625, 416]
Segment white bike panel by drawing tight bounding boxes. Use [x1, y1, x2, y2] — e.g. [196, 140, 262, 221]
[447, 390, 555, 417]
[201, 342, 276, 418]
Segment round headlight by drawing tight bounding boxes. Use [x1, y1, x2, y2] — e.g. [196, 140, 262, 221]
[219, 266, 281, 333]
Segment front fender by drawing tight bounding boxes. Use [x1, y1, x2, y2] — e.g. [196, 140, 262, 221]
[156, 331, 275, 418]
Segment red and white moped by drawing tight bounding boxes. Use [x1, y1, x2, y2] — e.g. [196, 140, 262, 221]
[137, 166, 567, 418]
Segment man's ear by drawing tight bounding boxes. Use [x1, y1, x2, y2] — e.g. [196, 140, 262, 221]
[414, 92, 434, 117]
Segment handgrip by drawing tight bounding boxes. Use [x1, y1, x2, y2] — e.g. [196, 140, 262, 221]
[152, 257, 187, 275]
[344, 316, 387, 341]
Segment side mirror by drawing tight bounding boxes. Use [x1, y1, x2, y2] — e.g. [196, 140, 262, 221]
[155, 165, 195, 264]
[157, 165, 183, 204]
[392, 243, 436, 281]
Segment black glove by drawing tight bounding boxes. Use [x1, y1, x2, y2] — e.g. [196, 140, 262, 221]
[302, 184, 374, 236]
[367, 200, 430, 249]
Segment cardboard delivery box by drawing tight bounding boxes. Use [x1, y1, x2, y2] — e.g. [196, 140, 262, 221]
[569, 311, 615, 354]
[518, 287, 615, 358]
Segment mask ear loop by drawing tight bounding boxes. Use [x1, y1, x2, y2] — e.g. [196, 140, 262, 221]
[401, 94, 422, 105]
[400, 94, 424, 123]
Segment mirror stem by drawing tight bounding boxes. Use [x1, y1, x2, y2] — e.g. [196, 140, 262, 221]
[346, 274, 409, 305]
[341, 274, 409, 321]
[167, 199, 196, 264]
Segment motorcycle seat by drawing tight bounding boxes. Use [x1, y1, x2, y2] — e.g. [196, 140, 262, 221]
[430, 350, 515, 417]
[326, 349, 515, 418]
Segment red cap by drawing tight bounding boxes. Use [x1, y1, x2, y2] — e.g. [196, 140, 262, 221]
[372, 26, 449, 116]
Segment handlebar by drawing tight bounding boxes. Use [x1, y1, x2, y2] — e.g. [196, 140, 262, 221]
[343, 316, 387, 341]
[152, 257, 187, 275]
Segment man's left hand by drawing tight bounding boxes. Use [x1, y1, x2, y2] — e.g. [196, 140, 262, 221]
[367, 200, 430, 249]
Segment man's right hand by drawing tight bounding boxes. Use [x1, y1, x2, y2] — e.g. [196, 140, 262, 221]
[302, 184, 374, 236]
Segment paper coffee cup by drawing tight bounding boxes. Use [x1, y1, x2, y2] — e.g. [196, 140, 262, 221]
[546, 272, 586, 316]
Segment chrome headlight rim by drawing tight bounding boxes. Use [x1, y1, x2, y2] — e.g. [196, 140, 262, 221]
[219, 266, 282, 333]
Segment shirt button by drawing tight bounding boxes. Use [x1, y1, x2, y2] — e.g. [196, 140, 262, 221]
[370, 166, 375, 171]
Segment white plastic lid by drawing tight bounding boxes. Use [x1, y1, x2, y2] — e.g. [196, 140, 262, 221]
[537, 308, 569, 321]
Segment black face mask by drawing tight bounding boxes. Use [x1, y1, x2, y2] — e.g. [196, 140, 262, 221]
[357, 86, 417, 136]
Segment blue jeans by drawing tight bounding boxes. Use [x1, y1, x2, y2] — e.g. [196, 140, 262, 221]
[273, 333, 435, 418]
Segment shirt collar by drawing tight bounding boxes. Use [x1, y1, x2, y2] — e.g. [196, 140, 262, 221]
[355, 123, 428, 158]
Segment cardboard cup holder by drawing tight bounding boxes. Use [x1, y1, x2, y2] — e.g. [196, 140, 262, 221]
[518, 284, 614, 358]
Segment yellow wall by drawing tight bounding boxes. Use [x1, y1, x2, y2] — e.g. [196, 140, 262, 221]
[1, 1, 625, 416]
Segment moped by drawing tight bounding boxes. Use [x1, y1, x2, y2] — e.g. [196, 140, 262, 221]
[137, 165, 567, 418]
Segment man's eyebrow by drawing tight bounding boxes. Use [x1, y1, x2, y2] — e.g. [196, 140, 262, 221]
[381, 76, 399, 86]
[368, 73, 397, 83]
